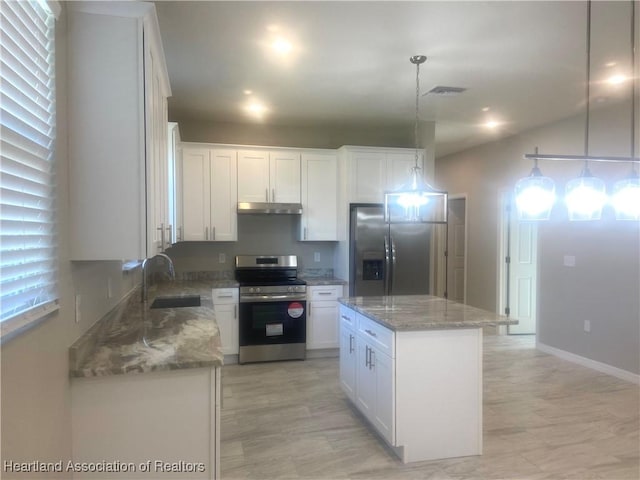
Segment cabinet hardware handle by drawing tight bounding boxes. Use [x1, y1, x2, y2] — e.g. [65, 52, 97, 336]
[158, 223, 165, 252]
[265, 189, 269, 202]
[365, 329, 377, 338]
[166, 224, 173, 249]
[365, 345, 370, 367]
[341, 315, 350, 321]
[218, 294, 233, 298]
[213, 227, 216, 241]
[318, 292, 332, 296]
[304, 227, 307, 240]
[272, 189, 275, 202]
[205, 227, 209, 241]
[233, 305, 237, 319]
[369, 350, 375, 369]
[309, 304, 311, 317]
[177, 226, 182, 242]
[349, 334, 354, 353]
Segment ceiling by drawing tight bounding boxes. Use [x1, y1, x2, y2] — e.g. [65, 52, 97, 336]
[154, 1, 637, 157]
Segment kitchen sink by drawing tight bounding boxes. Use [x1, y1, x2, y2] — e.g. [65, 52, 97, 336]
[150, 295, 201, 309]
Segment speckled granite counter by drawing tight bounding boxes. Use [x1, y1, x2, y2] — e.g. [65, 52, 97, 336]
[69, 281, 223, 377]
[302, 276, 347, 286]
[339, 295, 516, 331]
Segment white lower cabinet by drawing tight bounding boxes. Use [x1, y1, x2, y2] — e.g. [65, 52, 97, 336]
[306, 285, 342, 349]
[339, 304, 483, 463]
[212, 288, 239, 356]
[339, 308, 357, 402]
[71, 367, 220, 479]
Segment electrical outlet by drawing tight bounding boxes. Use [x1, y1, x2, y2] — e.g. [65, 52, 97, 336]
[584, 320, 591, 333]
[219, 253, 226, 264]
[107, 277, 113, 299]
[75, 294, 81, 323]
[564, 255, 576, 267]
[314, 252, 321, 262]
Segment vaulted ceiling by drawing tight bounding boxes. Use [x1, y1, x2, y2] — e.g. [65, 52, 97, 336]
[154, 1, 637, 157]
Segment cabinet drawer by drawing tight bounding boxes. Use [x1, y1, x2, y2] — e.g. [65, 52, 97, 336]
[309, 285, 342, 301]
[211, 288, 238, 305]
[357, 313, 394, 358]
[339, 305, 356, 330]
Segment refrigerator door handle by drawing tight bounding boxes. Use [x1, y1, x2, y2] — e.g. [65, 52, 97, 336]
[384, 235, 391, 296]
[390, 236, 397, 295]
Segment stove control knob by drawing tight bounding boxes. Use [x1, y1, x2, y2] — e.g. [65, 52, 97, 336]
[249, 287, 255, 293]
[287, 286, 294, 292]
[255, 287, 261, 293]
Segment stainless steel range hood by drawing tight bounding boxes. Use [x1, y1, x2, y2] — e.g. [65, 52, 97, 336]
[237, 202, 303, 214]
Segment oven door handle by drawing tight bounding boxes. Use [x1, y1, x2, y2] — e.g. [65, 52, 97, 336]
[240, 294, 307, 303]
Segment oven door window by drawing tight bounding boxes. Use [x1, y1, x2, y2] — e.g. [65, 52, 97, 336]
[239, 301, 306, 346]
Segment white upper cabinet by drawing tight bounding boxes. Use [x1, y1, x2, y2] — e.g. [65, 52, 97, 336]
[237, 150, 300, 203]
[300, 151, 338, 241]
[67, 2, 170, 260]
[341, 147, 425, 204]
[181, 145, 237, 242]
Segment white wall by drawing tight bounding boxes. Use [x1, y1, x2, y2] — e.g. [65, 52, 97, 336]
[436, 100, 640, 374]
[1, 7, 141, 476]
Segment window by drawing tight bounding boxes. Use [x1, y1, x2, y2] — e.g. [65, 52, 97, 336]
[1, 0, 59, 338]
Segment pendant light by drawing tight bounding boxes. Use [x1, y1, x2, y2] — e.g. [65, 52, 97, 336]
[514, 149, 556, 220]
[612, 0, 640, 221]
[384, 55, 447, 224]
[565, 0, 606, 221]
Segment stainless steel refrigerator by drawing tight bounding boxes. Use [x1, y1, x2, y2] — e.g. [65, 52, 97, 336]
[350, 204, 431, 296]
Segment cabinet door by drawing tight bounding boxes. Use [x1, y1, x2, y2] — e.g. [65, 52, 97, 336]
[356, 341, 376, 421]
[339, 321, 357, 402]
[352, 151, 386, 203]
[182, 148, 211, 241]
[214, 303, 239, 355]
[210, 149, 237, 241]
[237, 150, 270, 203]
[308, 301, 339, 349]
[270, 150, 301, 203]
[386, 151, 422, 191]
[373, 349, 395, 444]
[301, 153, 338, 241]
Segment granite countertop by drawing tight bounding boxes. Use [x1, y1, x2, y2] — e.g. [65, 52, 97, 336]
[339, 295, 517, 331]
[302, 276, 347, 286]
[69, 281, 223, 378]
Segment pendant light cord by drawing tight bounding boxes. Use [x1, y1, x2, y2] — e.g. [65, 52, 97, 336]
[584, 0, 592, 163]
[414, 60, 420, 168]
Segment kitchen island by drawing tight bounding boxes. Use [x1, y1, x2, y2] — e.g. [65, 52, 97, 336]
[338, 295, 516, 464]
[69, 282, 224, 479]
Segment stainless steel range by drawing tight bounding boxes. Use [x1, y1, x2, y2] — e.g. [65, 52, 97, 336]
[235, 255, 307, 364]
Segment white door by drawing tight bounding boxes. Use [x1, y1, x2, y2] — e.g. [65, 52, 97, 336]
[237, 150, 269, 203]
[308, 301, 339, 349]
[447, 198, 466, 303]
[181, 148, 210, 241]
[503, 193, 537, 334]
[210, 149, 237, 241]
[355, 341, 375, 420]
[270, 150, 300, 203]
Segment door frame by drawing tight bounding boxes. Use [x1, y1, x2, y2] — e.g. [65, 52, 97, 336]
[434, 194, 468, 302]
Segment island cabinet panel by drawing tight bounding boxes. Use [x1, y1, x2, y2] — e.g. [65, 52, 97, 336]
[71, 367, 220, 479]
[338, 303, 483, 464]
[338, 305, 357, 401]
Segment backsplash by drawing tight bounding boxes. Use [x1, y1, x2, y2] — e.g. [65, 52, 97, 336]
[167, 214, 338, 274]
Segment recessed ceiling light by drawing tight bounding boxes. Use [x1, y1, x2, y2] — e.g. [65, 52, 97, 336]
[606, 74, 627, 85]
[484, 120, 499, 129]
[271, 37, 293, 55]
[244, 100, 268, 119]
[243, 89, 253, 95]
[482, 107, 490, 112]
[605, 61, 617, 68]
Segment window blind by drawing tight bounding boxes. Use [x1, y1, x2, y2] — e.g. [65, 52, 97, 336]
[1, 0, 58, 326]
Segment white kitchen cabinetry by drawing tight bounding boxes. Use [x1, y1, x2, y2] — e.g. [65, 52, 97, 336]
[212, 288, 239, 357]
[71, 367, 220, 479]
[306, 284, 343, 350]
[338, 305, 357, 402]
[341, 147, 425, 204]
[67, 3, 171, 260]
[300, 152, 338, 241]
[237, 150, 301, 203]
[339, 304, 482, 463]
[182, 145, 237, 241]
[168, 122, 182, 243]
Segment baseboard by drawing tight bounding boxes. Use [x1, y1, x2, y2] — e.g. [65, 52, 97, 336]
[536, 341, 640, 385]
[305, 348, 339, 359]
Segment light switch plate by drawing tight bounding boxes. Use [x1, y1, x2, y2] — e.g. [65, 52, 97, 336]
[219, 253, 226, 264]
[563, 255, 576, 267]
[314, 252, 321, 262]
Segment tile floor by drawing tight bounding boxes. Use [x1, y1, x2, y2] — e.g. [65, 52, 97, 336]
[220, 334, 639, 479]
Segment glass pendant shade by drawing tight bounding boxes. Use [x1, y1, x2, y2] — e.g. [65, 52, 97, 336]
[385, 166, 448, 223]
[565, 167, 607, 221]
[514, 166, 556, 220]
[612, 172, 640, 220]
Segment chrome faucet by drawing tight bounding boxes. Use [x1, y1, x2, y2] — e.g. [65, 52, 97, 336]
[141, 253, 176, 303]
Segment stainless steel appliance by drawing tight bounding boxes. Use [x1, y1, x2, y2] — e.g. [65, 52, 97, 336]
[236, 255, 307, 364]
[350, 204, 431, 296]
